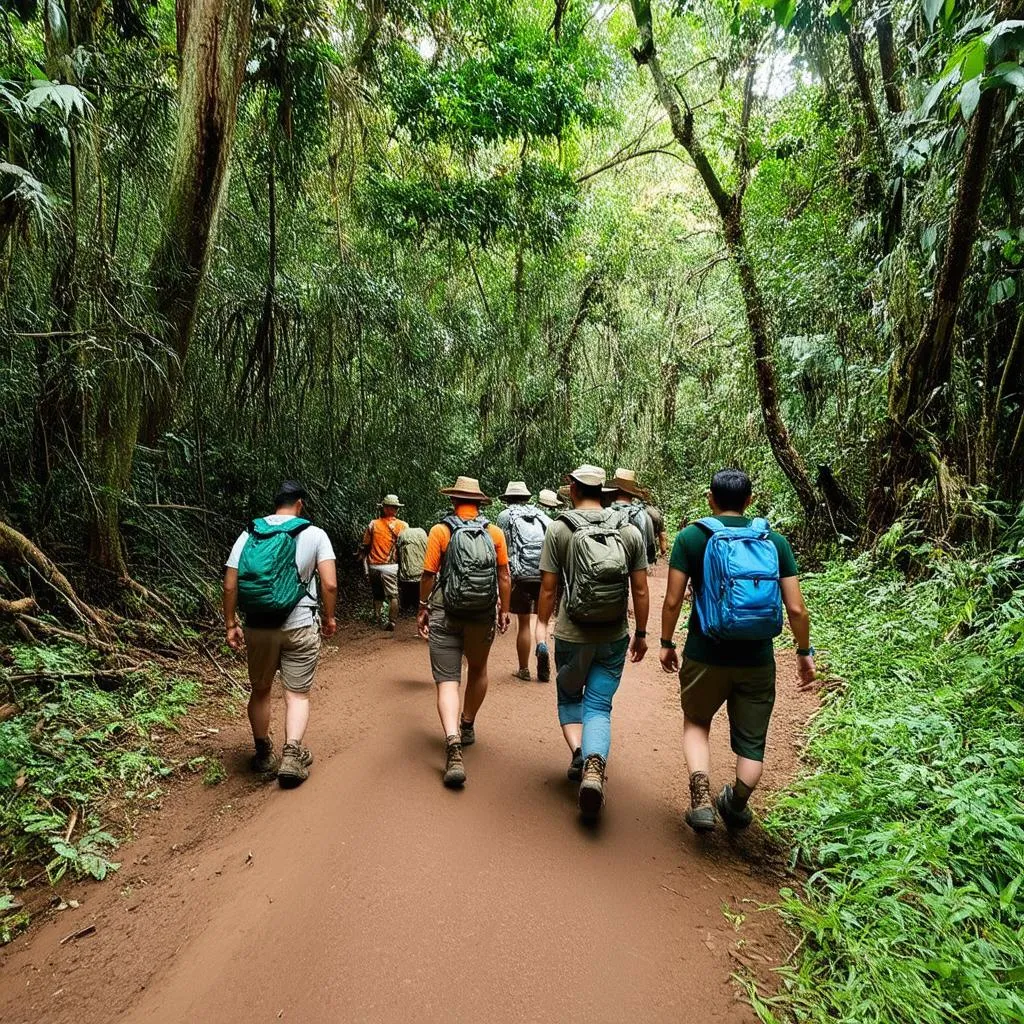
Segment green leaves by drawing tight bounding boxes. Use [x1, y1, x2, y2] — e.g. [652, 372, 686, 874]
[24, 80, 92, 121]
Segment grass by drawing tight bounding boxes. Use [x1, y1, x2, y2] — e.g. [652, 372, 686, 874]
[757, 544, 1024, 1023]
[1, 640, 204, 903]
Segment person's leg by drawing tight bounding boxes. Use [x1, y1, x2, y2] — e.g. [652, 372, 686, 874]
[284, 690, 310, 744]
[429, 611, 466, 786]
[383, 570, 399, 629]
[554, 640, 586, 751]
[461, 620, 495, 728]
[679, 659, 729, 831]
[579, 638, 629, 761]
[277, 626, 321, 786]
[516, 614, 532, 672]
[436, 680, 462, 737]
[243, 628, 281, 773]
[718, 664, 776, 827]
[389, 596, 399, 625]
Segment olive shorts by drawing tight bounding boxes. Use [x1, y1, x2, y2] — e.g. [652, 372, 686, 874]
[369, 565, 399, 601]
[679, 657, 776, 761]
[428, 610, 495, 683]
[244, 624, 322, 694]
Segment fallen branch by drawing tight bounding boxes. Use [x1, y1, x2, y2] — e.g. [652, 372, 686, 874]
[0, 596, 36, 615]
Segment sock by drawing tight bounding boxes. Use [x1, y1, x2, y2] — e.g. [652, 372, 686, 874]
[573, 747, 582, 760]
[446, 734, 460, 746]
[732, 779, 754, 810]
[460, 716, 473, 727]
[536, 642, 548, 653]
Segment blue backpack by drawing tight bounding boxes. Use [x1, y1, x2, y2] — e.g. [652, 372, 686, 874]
[694, 517, 783, 641]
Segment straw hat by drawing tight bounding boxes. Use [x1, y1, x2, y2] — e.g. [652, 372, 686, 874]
[567, 464, 606, 487]
[538, 488, 563, 509]
[440, 476, 490, 502]
[609, 467, 645, 499]
[379, 493, 404, 507]
[501, 481, 532, 500]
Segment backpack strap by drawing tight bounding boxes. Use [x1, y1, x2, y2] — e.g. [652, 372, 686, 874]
[560, 510, 585, 532]
[697, 516, 728, 535]
[749, 517, 771, 535]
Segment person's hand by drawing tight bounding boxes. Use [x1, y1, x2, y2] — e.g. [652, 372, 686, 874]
[797, 653, 817, 691]
[497, 610, 511, 635]
[660, 646, 679, 673]
[683, 582, 693, 603]
[629, 634, 648, 663]
[226, 624, 244, 651]
[321, 616, 337, 640]
[417, 608, 430, 640]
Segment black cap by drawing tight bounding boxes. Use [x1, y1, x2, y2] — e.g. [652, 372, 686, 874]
[273, 479, 308, 507]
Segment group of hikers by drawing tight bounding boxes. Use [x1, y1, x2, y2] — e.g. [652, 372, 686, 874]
[222, 467, 816, 830]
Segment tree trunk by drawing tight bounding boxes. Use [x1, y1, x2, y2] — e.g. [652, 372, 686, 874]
[846, 27, 887, 162]
[145, 0, 254, 438]
[876, 12, 903, 115]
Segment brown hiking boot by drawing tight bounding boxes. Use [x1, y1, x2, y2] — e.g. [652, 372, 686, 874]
[251, 737, 278, 776]
[514, 667, 531, 681]
[685, 771, 716, 832]
[277, 742, 313, 788]
[578, 754, 606, 820]
[460, 718, 476, 746]
[443, 736, 466, 788]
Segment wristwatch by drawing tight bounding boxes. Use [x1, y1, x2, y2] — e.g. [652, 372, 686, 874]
[634, 629, 647, 639]
[660, 638, 677, 650]
[797, 646, 815, 657]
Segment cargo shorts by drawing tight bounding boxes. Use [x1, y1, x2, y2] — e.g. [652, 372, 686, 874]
[679, 657, 776, 761]
[369, 564, 399, 601]
[244, 624, 322, 694]
[428, 610, 496, 684]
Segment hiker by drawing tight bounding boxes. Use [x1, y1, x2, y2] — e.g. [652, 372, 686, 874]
[608, 467, 658, 565]
[396, 524, 429, 613]
[646, 500, 668, 560]
[538, 488, 564, 513]
[360, 494, 408, 630]
[496, 481, 552, 682]
[659, 468, 816, 832]
[223, 480, 337, 787]
[536, 465, 649, 820]
[417, 476, 511, 788]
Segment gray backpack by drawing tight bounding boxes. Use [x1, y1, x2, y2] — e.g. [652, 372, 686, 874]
[561, 510, 630, 625]
[615, 503, 656, 565]
[505, 506, 548, 582]
[439, 515, 498, 620]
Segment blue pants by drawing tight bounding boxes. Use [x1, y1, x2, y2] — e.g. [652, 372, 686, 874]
[554, 637, 630, 761]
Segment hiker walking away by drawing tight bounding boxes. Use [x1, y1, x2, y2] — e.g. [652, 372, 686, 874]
[536, 465, 649, 821]
[608, 467, 658, 566]
[659, 469, 816, 832]
[496, 481, 552, 682]
[538, 488, 564, 514]
[360, 494, 408, 630]
[396, 524, 429, 613]
[223, 480, 337, 787]
[417, 477, 511, 788]
[646, 500, 668, 560]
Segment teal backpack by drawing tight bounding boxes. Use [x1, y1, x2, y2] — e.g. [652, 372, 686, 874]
[237, 518, 313, 628]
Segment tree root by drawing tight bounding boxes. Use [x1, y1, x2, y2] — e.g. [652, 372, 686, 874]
[0, 596, 36, 616]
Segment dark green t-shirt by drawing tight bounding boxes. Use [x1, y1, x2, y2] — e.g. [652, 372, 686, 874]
[669, 515, 798, 667]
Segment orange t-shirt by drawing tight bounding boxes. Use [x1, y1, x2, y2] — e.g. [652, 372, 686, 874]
[423, 504, 509, 574]
[362, 515, 408, 565]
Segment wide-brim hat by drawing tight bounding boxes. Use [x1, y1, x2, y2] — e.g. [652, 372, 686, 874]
[609, 467, 645, 499]
[538, 488, 563, 509]
[501, 481, 532, 500]
[440, 476, 490, 502]
[379, 493, 404, 507]
[567, 464, 606, 487]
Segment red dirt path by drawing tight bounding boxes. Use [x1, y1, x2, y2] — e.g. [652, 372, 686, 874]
[0, 567, 815, 1023]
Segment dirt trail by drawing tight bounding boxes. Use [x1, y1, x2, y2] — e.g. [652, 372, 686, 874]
[0, 567, 814, 1024]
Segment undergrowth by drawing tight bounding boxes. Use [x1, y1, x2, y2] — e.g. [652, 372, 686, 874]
[758, 544, 1024, 1023]
[1, 641, 205, 898]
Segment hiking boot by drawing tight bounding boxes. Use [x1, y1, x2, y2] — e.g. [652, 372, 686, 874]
[578, 754, 606, 820]
[536, 644, 550, 683]
[251, 737, 278, 776]
[443, 737, 466, 788]
[514, 667, 531, 681]
[685, 771, 716, 832]
[567, 747, 584, 782]
[384, 621, 395, 632]
[716, 784, 754, 830]
[460, 718, 476, 746]
[277, 742, 313, 788]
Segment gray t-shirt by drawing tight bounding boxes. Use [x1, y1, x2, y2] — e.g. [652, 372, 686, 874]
[539, 509, 647, 644]
[226, 514, 336, 630]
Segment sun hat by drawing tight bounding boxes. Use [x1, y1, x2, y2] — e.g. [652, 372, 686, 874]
[567, 464, 606, 487]
[538, 488, 563, 509]
[274, 479, 308, 506]
[440, 476, 490, 502]
[379, 494, 404, 507]
[609, 467, 645, 499]
[501, 481, 532, 500]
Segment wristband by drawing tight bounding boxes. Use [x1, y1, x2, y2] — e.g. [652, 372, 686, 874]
[797, 646, 815, 657]
[660, 638, 677, 650]
[634, 629, 647, 639]
[418, 600, 430, 609]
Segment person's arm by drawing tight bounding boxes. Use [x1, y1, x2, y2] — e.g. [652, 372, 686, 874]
[658, 531, 668, 557]
[536, 570, 558, 653]
[497, 564, 512, 633]
[223, 567, 243, 650]
[659, 567, 688, 673]
[418, 571, 435, 640]
[629, 568, 649, 662]
[318, 559, 338, 638]
[781, 576, 816, 690]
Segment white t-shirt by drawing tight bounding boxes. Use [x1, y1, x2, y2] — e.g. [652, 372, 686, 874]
[226, 515, 336, 630]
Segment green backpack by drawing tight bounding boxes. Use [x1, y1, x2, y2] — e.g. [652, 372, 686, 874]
[237, 518, 312, 628]
[397, 527, 428, 582]
[561, 510, 630, 625]
[439, 515, 498, 621]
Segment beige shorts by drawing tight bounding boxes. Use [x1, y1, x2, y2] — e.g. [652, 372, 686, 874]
[428, 610, 495, 683]
[370, 565, 399, 601]
[244, 624, 322, 694]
